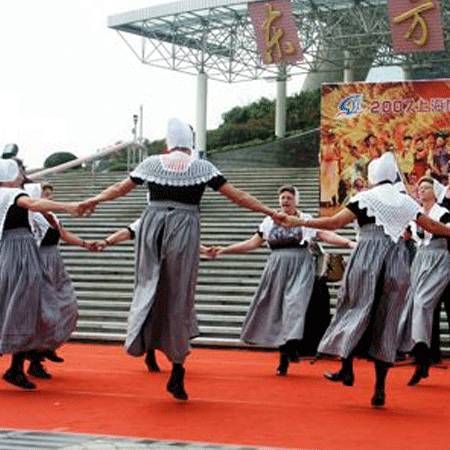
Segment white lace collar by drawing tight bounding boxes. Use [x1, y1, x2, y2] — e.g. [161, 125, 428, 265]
[0, 187, 28, 241]
[351, 183, 420, 243]
[130, 154, 222, 186]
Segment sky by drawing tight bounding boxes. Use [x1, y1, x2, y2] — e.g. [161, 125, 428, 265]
[0, 0, 403, 169]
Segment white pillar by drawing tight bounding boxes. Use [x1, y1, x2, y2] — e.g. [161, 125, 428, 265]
[402, 65, 413, 80]
[196, 72, 208, 157]
[343, 50, 354, 83]
[275, 66, 287, 138]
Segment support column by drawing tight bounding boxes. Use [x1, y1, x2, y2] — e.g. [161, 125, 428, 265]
[343, 50, 354, 83]
[402, 65, 413, 80]
[275, 65, 287, 139]
[196, 71, 208, 158]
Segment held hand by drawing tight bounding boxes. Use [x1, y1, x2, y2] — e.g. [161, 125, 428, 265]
[65, 202, 82, 217]
[201, 246, 221, 259]
[92, 240, 108, 252]
[271, 211, 287, 225]
[210, 246, 226, 258]
[83, 240, 99, 251]
[348, 241, 357, 250]
[275, 213, 303, 228]
[77, 198, 99, 217]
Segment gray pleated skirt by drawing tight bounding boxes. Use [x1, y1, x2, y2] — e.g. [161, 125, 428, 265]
[240, 247, 315, 347]
[125, 201, 200, 364]
[398, 239, 450, 351]
[39, 245, 79, 346]
[318, 224, 411, 364]
[0, 228, 60, 354]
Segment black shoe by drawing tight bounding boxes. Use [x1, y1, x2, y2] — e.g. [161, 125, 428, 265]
[43, 350, 64, 363]
[145, 352, 161, 373]
[407, 364, 428, 386]
[3, 369, 36, 390]
[276, 354, 289, 376]
[324, 370, 354, 386]
[28, 361, 52, 379]
[167, 366, 188, 401]
[371, 388, 385, 408]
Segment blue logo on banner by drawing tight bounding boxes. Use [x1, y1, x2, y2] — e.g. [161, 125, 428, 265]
[337, 94, 363, 118]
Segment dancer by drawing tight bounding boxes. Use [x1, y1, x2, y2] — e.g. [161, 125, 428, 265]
[398, 177, 450, 384]
[77, 118, 281, 400]
[92, 218, 212, 373]
[24, 183, 86, 378]
[212, 185, 355, 375]
[0, 159, 81, 389]
[278, 152, 450, 407]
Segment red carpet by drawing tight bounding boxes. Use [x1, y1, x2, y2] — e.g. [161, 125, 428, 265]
[0, 343, 449, 449]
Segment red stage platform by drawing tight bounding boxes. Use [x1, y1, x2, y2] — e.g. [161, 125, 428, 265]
[0, 344, 449, 449]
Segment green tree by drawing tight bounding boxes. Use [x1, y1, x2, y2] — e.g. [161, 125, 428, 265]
[44, 152, 78, 169]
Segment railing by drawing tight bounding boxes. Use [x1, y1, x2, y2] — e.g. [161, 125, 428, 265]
[29, 141, 146, 181]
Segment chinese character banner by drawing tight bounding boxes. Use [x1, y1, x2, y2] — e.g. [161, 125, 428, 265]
[320, 79, 450, 215]
[388, 0, 444, 53]
[249, 0, 302, 65]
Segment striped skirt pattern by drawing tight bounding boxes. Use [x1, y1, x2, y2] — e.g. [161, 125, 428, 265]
[0, 228, 60, 354]
[39, 245, 79, 346]
[125, 201, 201, 364]
[240, 247, 315, 347]
[318, 224, 411, 364]
[398, 239, 450, 351]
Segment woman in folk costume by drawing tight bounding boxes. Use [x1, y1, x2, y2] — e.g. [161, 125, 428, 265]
[212, 185, 356, 376]
[92, 218, 210, 373]
[0, 159, 80, 390]
[278, 152, 450, 407]
[77, 118, 280, 401]
[398, 178, 450, 385]
[24, 183, 83, 379]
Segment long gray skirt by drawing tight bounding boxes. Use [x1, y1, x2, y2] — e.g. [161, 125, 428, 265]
[240, 247, 315, 347]
[125, 201, 200, 364]
[39, 245, 79, 347]
[0, 228, 60, 354]
[318, 224, 411, 364]
[398, 239, 450, 351]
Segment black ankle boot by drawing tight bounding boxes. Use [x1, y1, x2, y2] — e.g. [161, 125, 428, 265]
[167, 365, 188, 401]
[407, 363, 429, 386]
[43, 350, 64, 363]
[371, 387, 385, 407]
[3, 369, 36, 390]
[324, 369, 354, 386]
[28, 361, 52, 379]
[276, 353, 289, 376]
[145, 351, 161, 373]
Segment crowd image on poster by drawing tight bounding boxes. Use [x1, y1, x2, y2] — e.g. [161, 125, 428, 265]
[320, 79, 450, 215]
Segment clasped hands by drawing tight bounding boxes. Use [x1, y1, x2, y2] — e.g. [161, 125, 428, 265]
[66, 198, 99, 217]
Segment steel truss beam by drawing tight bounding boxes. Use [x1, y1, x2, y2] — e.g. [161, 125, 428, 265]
[109, 0, 450, 82]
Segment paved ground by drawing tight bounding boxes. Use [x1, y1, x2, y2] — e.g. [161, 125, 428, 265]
[0, 429, 266, 450]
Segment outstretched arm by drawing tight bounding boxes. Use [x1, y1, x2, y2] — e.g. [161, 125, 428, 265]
[317, 230, 356, 249]
[17, 196, 80, 216]
[280, 208, 356, 231]
[416, 214, 450, 237]
[78, 178, 137, 214]
[218, 182, 276, 218]
[59, 226, 90, 248]
[215, 234, 265, 256]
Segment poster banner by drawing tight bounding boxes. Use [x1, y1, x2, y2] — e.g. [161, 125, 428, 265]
[320, 79, 450, 216]
[249, 0, 302, 65]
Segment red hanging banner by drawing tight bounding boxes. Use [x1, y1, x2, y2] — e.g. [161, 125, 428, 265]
[388, 0, 445, 53]
[249, 0, 302, 65]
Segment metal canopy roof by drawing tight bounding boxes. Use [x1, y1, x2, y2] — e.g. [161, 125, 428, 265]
[108, 0, 450, 82]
